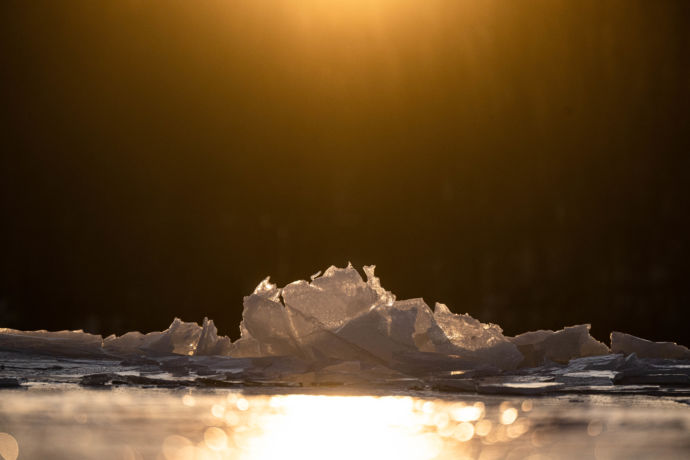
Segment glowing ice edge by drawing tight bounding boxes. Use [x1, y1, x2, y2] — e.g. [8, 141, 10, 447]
[1, 264, 689, 371]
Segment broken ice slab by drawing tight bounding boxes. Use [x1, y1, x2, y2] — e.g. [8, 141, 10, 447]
[433, 302, 523, 370]
[139, 318, 203, 356]
[546, 354, 629, 386]
[102, 331, 153, 356]
[107, 317, 234, 357]
[236, 265, 532, 370]
[335, 299, 444, 363]
[607, 352, 690, 385]
[281, 264, 387, 330]
[2, 347, 690, 395]
[0, 317, 236, 360]
[195, 318, 234, 356]
[0, 327, 104, 358]
[389, 351, 502, 377]
[236, 265, 395, 362]
[509, 324, 610, 367]
[2, 264, 690, 391]
[277, 264, 399, 362]
[238, 279, 299, 357]
[611, 331, 690, 359]
[477, 381, 565, 395]
[614, 373, 690, 385]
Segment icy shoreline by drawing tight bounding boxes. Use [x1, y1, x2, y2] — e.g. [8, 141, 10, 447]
[1, 265, 689, 395]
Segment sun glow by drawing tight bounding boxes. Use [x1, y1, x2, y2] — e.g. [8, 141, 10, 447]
[158, 392, 535, 460]
[242, 395, 441, 460]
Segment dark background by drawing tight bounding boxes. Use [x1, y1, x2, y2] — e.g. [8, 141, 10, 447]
[1, 1, 689, 345]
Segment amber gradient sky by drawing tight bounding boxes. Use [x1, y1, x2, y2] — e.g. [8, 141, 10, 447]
[1, 1, 689, 344]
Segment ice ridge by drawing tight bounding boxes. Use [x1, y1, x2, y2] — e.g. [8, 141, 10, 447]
[1, 264, 688, 370]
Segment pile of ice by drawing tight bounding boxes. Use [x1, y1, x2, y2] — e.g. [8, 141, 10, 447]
[1, 265, 689, 372]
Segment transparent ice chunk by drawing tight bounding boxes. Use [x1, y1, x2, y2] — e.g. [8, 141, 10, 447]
[433, 302, 523, 370]
[195, 318, 233, 356]
[233, 266, 524, 370]
[510, 324, 610, 367]
[230, 335, 265, 358]
[281, 264, 383, 330]
[610, 331, 690, 359]
[234, 264, 398, 362]
[240, 279, 298, 357]
[103, 331, 153, 356]
[102, 318, 234, 357]
[335, 302, 419, 363]
[139, 318, 203, 356]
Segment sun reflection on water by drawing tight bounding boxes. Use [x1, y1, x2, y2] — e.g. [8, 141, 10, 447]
[161, 394, 534, 460]
[2, 388, 688, 459]
[242, 396, 439, 460]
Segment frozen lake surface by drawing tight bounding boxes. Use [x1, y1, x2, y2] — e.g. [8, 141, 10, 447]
[1, 384, 689, 460]
[1, 352, 689, 460]
[2, 265, 689, 458]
